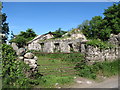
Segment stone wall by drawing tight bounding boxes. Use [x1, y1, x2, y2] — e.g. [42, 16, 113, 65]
[83, 45, 118, 63]
[79, 33, 120, 63]
[11, 43, 38, 75]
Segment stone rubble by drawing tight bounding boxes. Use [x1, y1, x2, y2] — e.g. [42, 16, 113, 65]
[11, 44, 38, 72]
[23, 52, 38, 71]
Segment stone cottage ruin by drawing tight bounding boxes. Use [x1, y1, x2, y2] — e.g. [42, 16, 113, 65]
[27, 29, 88, 53]
[27, 29, 120, 62]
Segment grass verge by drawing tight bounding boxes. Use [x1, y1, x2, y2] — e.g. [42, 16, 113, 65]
[75, 59, 119, 79]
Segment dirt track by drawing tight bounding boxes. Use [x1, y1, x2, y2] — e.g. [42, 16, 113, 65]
[63, 75, 118, 88]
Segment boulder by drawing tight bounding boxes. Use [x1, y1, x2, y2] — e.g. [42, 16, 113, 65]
[11, 43, 18, 52]
[24, 59, 30, 64]
[18, 56, 24, 60]
[24, 52, 34, 59]
[118, 33, 120, 41]
[17, 48, 26, 56]
[29, 64, 37, 69]
[28, 59, 36, 65]
[33, 56, 38, 61]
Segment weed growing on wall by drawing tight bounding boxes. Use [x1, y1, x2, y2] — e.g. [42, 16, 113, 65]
[86, 39, 115, 49]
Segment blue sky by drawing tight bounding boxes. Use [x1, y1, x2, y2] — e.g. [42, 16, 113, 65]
[2, 2, 114, 36]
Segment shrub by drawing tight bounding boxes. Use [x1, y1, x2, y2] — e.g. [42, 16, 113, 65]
[10, 28, 37, 48]
[10, 36, 27, 48]
[2, 44, 42, 88]
[86, 39, 115, 49]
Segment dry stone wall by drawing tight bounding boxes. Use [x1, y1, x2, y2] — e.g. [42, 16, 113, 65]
[11, 44, 38, 73]
[79, 33, 120, 63]
[84, 46, 118, 63]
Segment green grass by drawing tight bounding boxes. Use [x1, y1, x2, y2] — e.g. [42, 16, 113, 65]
[34, 53, 84, 88]
[36, 53, 84, 76]
[37, 75, 73, 88]
[33, 52, 118, 87]
[75, 59, 119, 79]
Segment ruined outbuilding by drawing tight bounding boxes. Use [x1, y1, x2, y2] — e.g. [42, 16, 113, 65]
[27, 29, 120, 62]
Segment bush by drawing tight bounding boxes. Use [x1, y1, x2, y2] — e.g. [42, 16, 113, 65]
[10, 28, 37, 48]
[2, 44, 42, 88]
[86, 39, 115, 49]
[10, 36, 27, 48]
[2, 44, 31, 88]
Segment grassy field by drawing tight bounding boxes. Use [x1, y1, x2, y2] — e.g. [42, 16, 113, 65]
[34, 53, 84, 88]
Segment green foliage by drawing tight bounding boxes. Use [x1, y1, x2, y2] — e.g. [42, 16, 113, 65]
[86, 39, 115, 49]
[10, 31, 15, 40]
[2, 44, 30, 88]
[1, 13, 9, 43]
[78, 3, 120, 41]
[104, 3, 120, 34]
[78, 20, 90, 38]
[78, 16, 112, 41]
[2, 44, 41, 88]
[52, 28, 67, 38]
[10, 36, 27, 48]
[10, 28, 36, 48]
[75, 59, 119, 79]
[19, 28, 36, 38]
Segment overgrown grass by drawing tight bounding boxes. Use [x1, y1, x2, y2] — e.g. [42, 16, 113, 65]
[75, 59, 119, 79]
[86, 39, 115, 49]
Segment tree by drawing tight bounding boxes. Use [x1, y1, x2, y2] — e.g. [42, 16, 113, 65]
[10, 28, 37, 48]
[89, 16, 105, 39]
[78, 16, 112, 41]
[19, 28, 36, 38]
[10, 31, 15, 39]
[78, 20, 90, 38]
[103, 3, 120, 34]
[1, 13, 9, 43]
[52, 28, 67, 38]
[78, 3, 120, 41]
